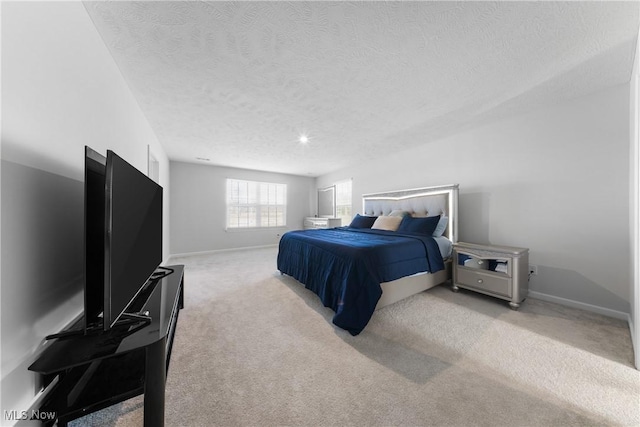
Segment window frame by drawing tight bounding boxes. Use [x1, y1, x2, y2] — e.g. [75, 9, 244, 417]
[226, 178, 287, 230]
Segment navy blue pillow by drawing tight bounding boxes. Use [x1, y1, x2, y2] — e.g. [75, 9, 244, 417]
[397, 215, 441, 235]
[349, 214, 378, 229]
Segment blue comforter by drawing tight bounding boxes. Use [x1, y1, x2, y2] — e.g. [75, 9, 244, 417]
[277, 227, 444, 335]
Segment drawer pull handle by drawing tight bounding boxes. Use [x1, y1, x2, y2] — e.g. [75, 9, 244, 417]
[477, 279, 483, 284]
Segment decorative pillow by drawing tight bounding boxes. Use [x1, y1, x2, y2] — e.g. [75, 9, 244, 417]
[349, 214, 378, 229]
[371, 215, 403, 231]
[432, 216, 449, 237]
[397, 215, 441, 235]
[388, 209, 410, 218]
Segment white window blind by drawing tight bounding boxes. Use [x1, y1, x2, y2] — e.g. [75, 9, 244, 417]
[226, 179, 287, 228]
[335, 180, 352, 227]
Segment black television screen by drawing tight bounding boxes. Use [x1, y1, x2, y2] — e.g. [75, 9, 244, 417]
[84, 147, 107, 330]
[104, 150, 163, 331]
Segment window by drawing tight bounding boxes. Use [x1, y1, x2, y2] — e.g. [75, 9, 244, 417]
[335, 180, 352, 226]
[226, 179, 287, 229]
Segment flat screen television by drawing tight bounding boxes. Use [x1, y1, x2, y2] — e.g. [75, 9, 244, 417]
[104, 149, 163, 330]
[83, 146, 163, 333]
[84, 147, 107, 330]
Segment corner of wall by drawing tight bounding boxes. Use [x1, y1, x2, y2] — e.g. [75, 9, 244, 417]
[630, 25, 640, 370]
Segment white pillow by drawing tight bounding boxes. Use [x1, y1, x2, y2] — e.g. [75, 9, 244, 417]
[388, 209, 410, 218]
[432, 216, 448, 237]
[371, 215, 403, 231]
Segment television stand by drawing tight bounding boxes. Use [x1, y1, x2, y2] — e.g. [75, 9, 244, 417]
[28, 265, 185, 427]
[44, 314, 151, 341]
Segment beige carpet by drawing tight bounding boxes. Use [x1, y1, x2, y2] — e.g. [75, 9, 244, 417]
[72, 247, 639, 426]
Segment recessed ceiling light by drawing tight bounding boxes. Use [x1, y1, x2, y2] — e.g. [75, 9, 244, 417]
[298, 134, 309, 144]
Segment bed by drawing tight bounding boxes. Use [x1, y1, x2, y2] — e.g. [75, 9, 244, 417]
[277, 184, 459, 335]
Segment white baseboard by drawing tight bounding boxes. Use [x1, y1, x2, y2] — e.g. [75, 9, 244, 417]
[528, 291, 629, 321]
[168, 244, 278, 261]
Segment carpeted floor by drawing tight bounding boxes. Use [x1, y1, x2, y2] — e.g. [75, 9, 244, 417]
[72, 246, 639, 426]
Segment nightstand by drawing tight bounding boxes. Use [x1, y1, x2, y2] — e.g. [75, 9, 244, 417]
[452, 242, 529, 309]
[303, 217, 342, 229]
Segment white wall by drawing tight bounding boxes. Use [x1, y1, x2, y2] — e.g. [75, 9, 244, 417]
[1, 2, 170, 420]
[318, 84, 631, 317]
[170, 161, 315, 254]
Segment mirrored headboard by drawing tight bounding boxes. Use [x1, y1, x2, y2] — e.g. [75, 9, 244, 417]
[362, 184, 459, 242]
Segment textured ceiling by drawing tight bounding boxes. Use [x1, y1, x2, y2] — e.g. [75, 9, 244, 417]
[84, 1, 640, 177]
